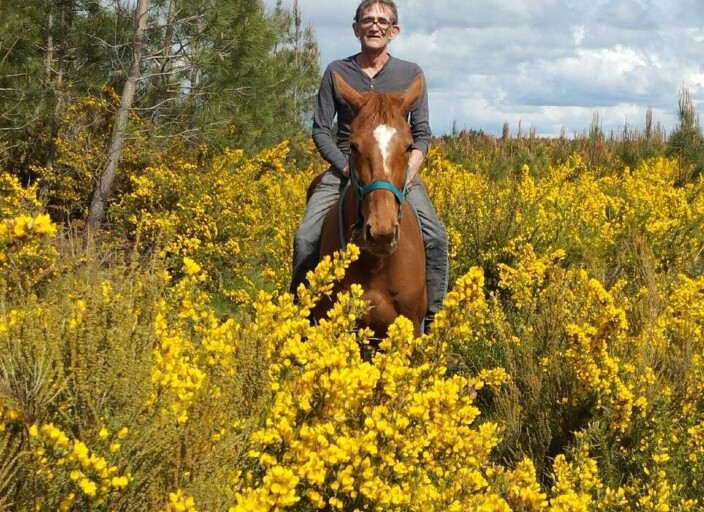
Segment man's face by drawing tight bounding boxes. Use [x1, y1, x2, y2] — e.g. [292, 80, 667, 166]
[353, 3, 399, 51]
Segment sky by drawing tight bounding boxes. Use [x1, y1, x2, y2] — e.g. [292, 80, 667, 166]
[264, 0, 704, 138]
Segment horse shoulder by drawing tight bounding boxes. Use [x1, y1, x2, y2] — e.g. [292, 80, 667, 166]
[319, 199, 343, 257]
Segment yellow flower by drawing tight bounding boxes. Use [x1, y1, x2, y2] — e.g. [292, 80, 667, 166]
[78, 477, 97, 497]
[182, 257, 202, 277]
[31, 214, 57, 236]
[111, 475, 129, 489]
[58, 493, 76, 512]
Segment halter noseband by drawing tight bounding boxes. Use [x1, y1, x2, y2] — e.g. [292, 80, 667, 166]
[348, 156, 410, 203]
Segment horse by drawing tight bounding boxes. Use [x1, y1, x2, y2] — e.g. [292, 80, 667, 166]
[312, 72, 427, 340]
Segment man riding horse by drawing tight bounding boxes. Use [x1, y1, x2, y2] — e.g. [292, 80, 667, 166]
[291, 0, 448, 335]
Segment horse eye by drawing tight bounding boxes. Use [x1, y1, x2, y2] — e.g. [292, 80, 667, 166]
[350, 142, 359, 153]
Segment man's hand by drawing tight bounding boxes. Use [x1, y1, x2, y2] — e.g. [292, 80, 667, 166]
[407, 148, 424, 184]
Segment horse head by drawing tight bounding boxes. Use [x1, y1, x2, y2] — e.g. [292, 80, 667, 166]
[334, 72, 424, 256]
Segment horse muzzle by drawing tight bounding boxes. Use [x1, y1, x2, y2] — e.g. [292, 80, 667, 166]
[364, 222, 400, 256]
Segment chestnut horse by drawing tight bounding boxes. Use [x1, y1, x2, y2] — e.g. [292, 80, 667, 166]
[312, 72, 427, 339]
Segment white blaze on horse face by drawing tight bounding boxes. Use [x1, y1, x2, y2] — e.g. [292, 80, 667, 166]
[373, 124, 397, 178]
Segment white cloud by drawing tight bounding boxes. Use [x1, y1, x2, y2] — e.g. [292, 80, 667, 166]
[266, 0, 704, 137]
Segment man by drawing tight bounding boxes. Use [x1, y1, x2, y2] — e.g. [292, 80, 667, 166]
[291, 0, 448, 333]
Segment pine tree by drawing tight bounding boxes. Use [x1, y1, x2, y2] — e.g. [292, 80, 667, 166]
[1, 0, 322, 225]
[0, 0, 134, 173]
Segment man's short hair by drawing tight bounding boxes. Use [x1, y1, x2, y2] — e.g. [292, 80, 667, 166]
[354, 0, 399, 24]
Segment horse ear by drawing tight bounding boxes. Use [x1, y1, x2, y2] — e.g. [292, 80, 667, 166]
[334, 72, 364, 115]
[401, 73, 425, 113]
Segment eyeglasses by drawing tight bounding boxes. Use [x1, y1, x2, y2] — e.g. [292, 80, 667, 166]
[358, 16, 395, 30]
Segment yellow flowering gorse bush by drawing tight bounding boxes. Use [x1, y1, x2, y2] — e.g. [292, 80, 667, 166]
[0, 173, 57, 290]
[2, 135, 704, 510]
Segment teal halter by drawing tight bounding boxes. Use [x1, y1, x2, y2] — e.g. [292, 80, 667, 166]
[348, 156, 410, 204]
[339, 156, 411, 249]
[349, 158, 411, 204]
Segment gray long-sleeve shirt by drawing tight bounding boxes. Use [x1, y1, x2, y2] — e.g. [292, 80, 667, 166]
[312, 54, 432, 173]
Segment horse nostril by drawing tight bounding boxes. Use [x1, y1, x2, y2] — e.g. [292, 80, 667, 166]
[365, 223, 373, 241]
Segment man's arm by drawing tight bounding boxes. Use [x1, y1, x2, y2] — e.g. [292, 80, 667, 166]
[408, 148, 424, 183]
[408, 69, 431, 183]
[312, 65, 349, 174]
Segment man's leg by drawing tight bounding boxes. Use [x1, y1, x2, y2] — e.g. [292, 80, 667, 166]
[290, 168, 347, 295]
[407, 178, 449, 333]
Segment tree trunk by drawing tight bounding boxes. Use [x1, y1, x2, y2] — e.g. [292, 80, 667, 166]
[44, 7, 65, 177]
[152, 0, 175, 128]
[292, 0, 300, 121]
[86, 0, 150, 230]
